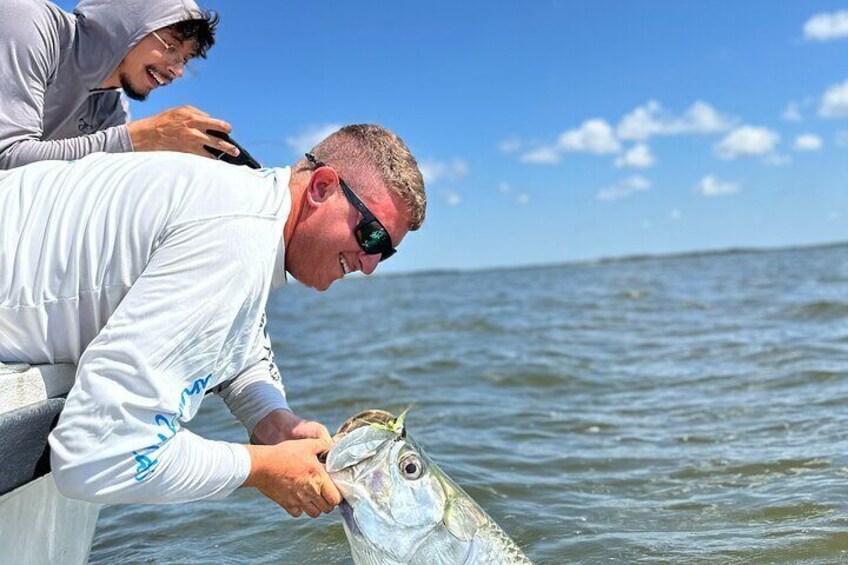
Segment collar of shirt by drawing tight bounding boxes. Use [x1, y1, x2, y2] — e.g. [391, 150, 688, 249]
[271, 238, 287, 289]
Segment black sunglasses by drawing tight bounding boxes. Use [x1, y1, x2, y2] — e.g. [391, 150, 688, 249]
[305, 153, 396, 261]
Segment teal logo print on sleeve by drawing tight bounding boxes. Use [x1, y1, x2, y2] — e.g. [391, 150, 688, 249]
[132, 373, 213, 482]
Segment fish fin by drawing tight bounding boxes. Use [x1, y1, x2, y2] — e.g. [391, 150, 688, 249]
[392, 408, 409, 434]
[443, 494, 485, 542]
[371, 408, 409, 435]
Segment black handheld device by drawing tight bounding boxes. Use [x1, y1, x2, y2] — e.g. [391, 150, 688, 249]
[204, 130, 262, 169]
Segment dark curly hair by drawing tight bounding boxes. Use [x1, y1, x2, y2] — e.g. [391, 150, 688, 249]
[168, 10, 219, 59]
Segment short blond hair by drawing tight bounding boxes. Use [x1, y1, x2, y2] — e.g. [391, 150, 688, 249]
[297, 124, 426, 230]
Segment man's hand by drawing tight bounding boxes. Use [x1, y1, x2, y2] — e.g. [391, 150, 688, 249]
[127, 105, 240, 159]
[251, 409, 332, 446]
[244, 439, 343, 518]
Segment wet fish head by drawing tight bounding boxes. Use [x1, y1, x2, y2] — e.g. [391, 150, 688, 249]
[327, 410, 447, 563]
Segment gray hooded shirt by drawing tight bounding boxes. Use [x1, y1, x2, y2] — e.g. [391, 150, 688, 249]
[0, 0, 205, 170]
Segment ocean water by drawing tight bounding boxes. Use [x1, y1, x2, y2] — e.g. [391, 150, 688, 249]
[90, 244, 848, 564]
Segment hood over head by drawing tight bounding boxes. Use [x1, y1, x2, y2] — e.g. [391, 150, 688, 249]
[73, 0, 205, 88]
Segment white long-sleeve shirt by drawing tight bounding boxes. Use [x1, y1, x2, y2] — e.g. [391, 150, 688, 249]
[0, 151, 292, 504]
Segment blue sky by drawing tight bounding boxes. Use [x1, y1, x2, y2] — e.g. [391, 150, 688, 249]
[58, 1, 848, 273]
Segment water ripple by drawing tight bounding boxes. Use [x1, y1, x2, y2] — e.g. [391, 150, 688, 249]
[91, 244, 848, 564]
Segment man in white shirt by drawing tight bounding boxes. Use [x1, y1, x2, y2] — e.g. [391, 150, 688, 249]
[0, 124, 427, 519]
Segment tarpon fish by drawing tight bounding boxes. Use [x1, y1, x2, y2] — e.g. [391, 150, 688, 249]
[326, 409, 533, 564]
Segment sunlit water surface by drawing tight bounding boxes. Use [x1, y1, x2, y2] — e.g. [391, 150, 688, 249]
[90, 245, 848, 564]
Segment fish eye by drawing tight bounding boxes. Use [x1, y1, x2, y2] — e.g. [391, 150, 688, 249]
[399, 454, 424, 480]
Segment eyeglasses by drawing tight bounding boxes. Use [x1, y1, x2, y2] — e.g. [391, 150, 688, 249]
[151, 31, 190, 67]
[305, 153, 397, 261]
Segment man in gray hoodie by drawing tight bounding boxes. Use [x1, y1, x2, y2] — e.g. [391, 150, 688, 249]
[0, 0, 241, 170]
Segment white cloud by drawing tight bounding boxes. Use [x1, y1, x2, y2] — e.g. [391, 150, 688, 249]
[804, 10, 848, 42]
[669, 209, 682, 220]
[782, 102, 803, 122]
[499, 138, 522, 154]
[498, 182, 512, 194]
[617, 101, 663, 140]
[517, 193, 530, 205]
[419, 159, 469, 185]
[285, 123, 342, 153]
[695, 175, 740, 197]
[597, 175, 651, 201]
[440, 190, 462, 206]
[520, 146, 560, 164]
[516, 100, 731, 167]
[558, 119, 621, 154]
[820, 80, 848, 118]
[683, 101, 736, 134]
[519, 119, 620, 164]
[794, 134, 823, 151]
[615, 143, 655, 168]
[714, 126, 780, 159]
[617, 100, 735, 141]
[829, 211, 842, 221]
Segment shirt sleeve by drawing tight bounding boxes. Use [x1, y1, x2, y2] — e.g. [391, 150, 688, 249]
[48, 216, 279, 504]
[0, 127, 133, 169]
[213, 314, 290, 437]
[0, 8, 132, 170]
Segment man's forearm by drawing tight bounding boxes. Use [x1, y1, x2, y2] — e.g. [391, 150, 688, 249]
[0, 127, 132, 169]
[50, 426, 251, 504]
[250, 408, 300, 444]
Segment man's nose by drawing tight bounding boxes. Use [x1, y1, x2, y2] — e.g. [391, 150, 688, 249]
[359, 252, 380, 275]
[167, 62, 185, 79]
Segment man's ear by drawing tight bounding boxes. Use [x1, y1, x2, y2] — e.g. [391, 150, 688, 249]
[305, 167, 340, 208]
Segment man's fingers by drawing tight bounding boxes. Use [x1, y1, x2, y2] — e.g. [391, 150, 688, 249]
[192, 117, 232, 134]
[221, 142, 240, 157]
[321, 478, 343, 507]
[312, 486, 335, 513]
[177, 104, 207, 116]
[302, 423, 332, 442]
[183, 131, 235, 159]
[304, 437, 333, 454]
[314, 424, 332, 443]
[303, 501, 322, 518]
[189, 143, 218, 159]
[290, 420, 332, 442]
[285, 505, 302, 518]
[205, 136, 240, 157]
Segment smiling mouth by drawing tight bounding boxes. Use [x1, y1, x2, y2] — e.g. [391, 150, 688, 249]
[146, 67, 169, 87]
[339, 254, 351, 276]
